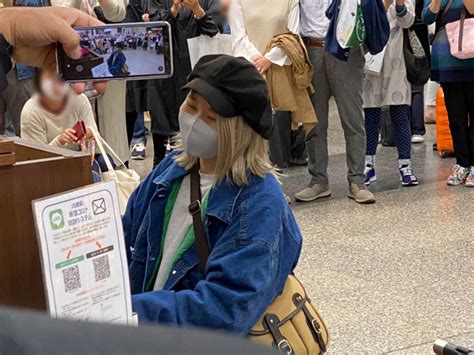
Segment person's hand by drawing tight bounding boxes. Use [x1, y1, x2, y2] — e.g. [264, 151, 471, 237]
[0, 7, 102, 70]
[58, 128, 78, 145]
[171, 0, 182, 17]
[383, 0, 393, 10]
[182, 0, 205, 18]
[142, 13, 150, 22]
[71, 82, 107, 96]
[85, 127, 94, 141]
[253, 56, 272, 75]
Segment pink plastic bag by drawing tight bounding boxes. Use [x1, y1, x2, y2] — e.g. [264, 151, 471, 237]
[446, 7, 474, 59]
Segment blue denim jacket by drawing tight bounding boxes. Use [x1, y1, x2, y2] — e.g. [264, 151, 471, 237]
[123, 153, 303, 335]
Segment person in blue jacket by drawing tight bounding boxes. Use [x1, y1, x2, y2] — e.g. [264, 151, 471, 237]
[107, 42, 127, 77]
[122, 55, 303, 334]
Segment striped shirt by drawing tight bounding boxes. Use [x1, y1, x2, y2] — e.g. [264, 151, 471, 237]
[422, 0, 474, 82]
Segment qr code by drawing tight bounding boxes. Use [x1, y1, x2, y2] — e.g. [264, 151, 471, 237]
[63, 265, 81, 293]
[93, 255, 111, 282]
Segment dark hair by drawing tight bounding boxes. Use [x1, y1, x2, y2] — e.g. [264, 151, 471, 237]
[115, 42, 125, 49]
[80, 40, 91, 47]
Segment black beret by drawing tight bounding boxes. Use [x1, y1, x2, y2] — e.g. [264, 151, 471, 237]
[182, 54, 271, 139]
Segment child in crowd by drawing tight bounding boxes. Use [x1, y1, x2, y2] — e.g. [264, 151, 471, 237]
[21, 69, 97, 148]
[21, 70, 113, 180]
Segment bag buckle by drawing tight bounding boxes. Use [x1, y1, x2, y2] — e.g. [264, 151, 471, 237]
[188, 200, 201, 216]
[311, 319, 321, 334]
[277, 339, 293, 355]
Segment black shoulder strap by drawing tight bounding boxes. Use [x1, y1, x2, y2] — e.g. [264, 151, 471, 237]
[189, 163, 210, 273]
[442, 0, 455, 17]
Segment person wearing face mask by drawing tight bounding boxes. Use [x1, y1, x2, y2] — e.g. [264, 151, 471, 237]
[123, 55, 303, 334]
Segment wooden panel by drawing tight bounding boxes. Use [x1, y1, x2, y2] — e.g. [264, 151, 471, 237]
[0, 153, 92, 310]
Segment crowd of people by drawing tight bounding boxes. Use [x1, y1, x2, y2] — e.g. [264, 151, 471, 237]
[0, 0, 473, 349]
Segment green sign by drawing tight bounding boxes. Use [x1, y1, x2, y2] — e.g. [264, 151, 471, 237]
[49, 209, 65, 230]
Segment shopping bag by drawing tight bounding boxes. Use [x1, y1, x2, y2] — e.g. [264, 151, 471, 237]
[336, 0, 366, 48]
[91, 128, 140, 215]
[446, 6, 474, 59]
[187, 34, 233, 69]
[436, 88, 454, 157]
[364, 47, 386, 75]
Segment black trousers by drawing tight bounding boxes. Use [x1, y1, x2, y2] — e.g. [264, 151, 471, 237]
[441, 81, 474, 167]
[409, 85, 426, 136]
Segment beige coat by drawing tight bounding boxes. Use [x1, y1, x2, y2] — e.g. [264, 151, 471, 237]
[265, 33, 317, 129]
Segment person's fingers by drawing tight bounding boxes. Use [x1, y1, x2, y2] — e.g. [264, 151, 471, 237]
[71, 83, 87, 95]
[92, 81, 108, 93]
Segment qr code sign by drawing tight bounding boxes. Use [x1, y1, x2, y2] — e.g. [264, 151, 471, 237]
[93, 255, 111, 282]
[63, 265, 81, 293]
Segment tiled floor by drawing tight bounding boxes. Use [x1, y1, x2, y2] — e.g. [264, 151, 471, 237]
[131, 103, 474, 354]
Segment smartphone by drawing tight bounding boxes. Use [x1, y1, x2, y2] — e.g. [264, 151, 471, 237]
[56, 22, 173, 82]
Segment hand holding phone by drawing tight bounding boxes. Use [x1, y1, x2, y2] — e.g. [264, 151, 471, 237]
[58, 128, 78, 145]
[57, 22, 173, 82]
[72, 120, 87, 141]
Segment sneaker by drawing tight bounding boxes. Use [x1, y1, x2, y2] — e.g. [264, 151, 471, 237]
[411, 135, 425, 144]
[364, 164, 377, 186]
[348, 184, 376, 204]
[131, 143, 146, 160]
[465, 167, 474, 188]
[447, 164, 469, 186]
[295, 184, 331, 202]
[399, 165, 419, 186]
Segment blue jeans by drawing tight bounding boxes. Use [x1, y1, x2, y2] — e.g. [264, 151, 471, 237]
[92, 154, 116, 183]
[132, 112, 147, 145]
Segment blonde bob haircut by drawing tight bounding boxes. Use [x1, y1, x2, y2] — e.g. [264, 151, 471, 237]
[174, 115, 278, 187]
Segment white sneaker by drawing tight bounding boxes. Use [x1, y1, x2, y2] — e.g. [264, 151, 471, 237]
[411, 135, 425, 144]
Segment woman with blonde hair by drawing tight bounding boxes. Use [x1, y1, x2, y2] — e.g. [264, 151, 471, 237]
[123, 55, 303, 333]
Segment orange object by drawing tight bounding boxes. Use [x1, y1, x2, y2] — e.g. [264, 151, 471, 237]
[436, 88, 454, 156]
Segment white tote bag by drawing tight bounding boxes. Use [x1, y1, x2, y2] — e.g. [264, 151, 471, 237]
[364, 47, 387, 76]
[92, 128, 140, 215]
[336, 0, 366, 48]
[187, 34, 233, 69]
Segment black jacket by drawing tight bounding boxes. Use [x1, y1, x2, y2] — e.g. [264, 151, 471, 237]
[147, 0, 219, 135]
[0, 36, 12, 92]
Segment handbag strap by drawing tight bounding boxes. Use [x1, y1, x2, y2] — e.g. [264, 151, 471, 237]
[442, 0, 455, 17]
[458, 5, 467, 52]
[90, 126, 126, 170]
[188, 163, 210, 273]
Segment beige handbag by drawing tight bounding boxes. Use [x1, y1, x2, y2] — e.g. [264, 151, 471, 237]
[92, 128, 140, 215]
[248, 275, 329, 355]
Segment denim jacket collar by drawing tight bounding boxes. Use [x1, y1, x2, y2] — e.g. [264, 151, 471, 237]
[152, 161, 245, 225]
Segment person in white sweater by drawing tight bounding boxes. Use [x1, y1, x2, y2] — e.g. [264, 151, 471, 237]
[21, 70, 98, 150]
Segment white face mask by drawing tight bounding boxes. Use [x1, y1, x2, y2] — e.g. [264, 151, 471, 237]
[41, 78, 68, 101]
[178, 110, 218, 159]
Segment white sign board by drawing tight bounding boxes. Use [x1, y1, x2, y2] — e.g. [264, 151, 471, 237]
[33, 181, 132, 325]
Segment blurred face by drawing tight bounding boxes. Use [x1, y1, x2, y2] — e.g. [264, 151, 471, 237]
[39, 71, 68, 102]
[220, 0, 231, 21]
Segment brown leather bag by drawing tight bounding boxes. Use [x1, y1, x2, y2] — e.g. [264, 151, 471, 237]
[188, 165, 329, 354]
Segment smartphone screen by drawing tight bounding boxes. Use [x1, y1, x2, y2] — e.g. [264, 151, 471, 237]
[57, 22, 173, 82]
